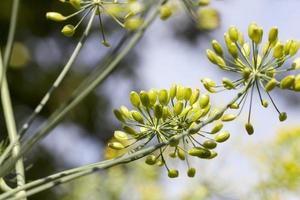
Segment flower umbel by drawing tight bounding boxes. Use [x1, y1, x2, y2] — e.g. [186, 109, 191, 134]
[204, 22, 300, 134]
[110, 85, 231, 178]
[46, 0, 143, 47]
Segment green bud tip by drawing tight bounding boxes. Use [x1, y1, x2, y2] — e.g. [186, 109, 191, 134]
[245, 123, 254, 135]
[187, 168, 196, 177]
[168, 169, 179, 178]
[279, 112, 287, 122]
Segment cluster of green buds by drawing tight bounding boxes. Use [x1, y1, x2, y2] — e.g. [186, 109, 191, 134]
[204, 22, 300, 135]
[46, 0, 143, 47]
[109, 85, 231, 178]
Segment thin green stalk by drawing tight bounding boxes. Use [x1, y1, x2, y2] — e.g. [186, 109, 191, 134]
[0, 53, 26, 200]
[0, 0, 20, 89]
[18, 9, 97, 137]
[0, 82, 251, 200]
[0, 1, 162, 178]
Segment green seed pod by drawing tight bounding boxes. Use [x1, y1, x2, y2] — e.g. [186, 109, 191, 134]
[211, 123, 223, 134]
[289, 41, 300, 56]
[203, 140, 217, 149]
[174, 101, 184, 116]
[176, 85, 185, 100]
[61, 25, 75, 37]
[148, 90, 157, 106]
[206, 49, 218, 64]
[189, 89, 200, 105]
[279, 112, 287, 122]
[187, 168, 196, 177]
[139, 91, 150, 107]
[262, 100, 269, 108]
[211, 40, 223, 56]
[124, 18, 143, 31]
[114, 131, 128, 142]
[199, 94, 210, 108]
[108, 142, 124, 150]
[113, 109, 125, 122]
[245, 123, 254, 135]
[228, 26, 239, 42]
[198, 0, 210, 6]
[154, 104, 163, 119]
[158, 89, 169, 105]
[145, 155, 157, 165]
[169, 84, 177, 100]
[159, 5, 172, 20]
[120, 106, 131, 119]
[183, 87, 192, 101]
[280, 75, 295, 89]
[221, 114, 236, 122]
[168, 169, 179, 178]
[268, 26, 278, 44]
[201, 78, 216, 93]
[273, 43, 284, 58]
[228, 42, 238, 58]
[177, 149, 186, 160]
[162, 106, 171, 120]
[209, 151, 218, 159]
[222, 78, 236, 90]
[46, 12, 66, 21]
[229, 103, 239, 109]
[131, 110, 144, 124]
[70, 0, 81, 9]
[292, 57, 300, 69]
[188, 147, 211, 158]
[130, 91, 141, 107]
[265, 78, 278, 92]
[294, 74, 300, 91]
[123, 125, 137, 136]
[215, 131, 230, 143]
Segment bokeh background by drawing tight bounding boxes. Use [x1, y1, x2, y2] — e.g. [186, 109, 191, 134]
[0, 0, 300, 199]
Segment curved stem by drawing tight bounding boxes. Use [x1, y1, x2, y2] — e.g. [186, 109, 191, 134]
[0, 82, 251, 200]
[18, 9, 97, 138]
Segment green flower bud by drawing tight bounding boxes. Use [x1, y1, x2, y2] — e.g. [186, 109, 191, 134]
[228, 26, 239, 42]
[176, 85, 185, 100]
[198, 0, 210, 6]
[201, 104, 211, 117]
[120, 106, 131, 119]
[113, 109, 125, 122]
[157, 89, 168, 105]
[145, 155, 157, 165]
[191, 110, 204, 122]
[169, 84, 177, 99]
[46, 12, 66, 21]
[189, 89, 200, 105]
[245, 123, 254, 135]
[228, 42, 238, 58]
[168, 169, 179, 178]
[242, 43, 251, 57]
[61, 25, 75, 37]
[209, 151, 218, 159]
[154, 104, 163, 119]
[169, 152, 176, 158]
[162, 106, 171, 120]
[159, 5, 172, 20]
[215, 131, 230, 143]
[114, 132, 128, 144]
[211, 40, 223, 56]
[102, 40, 111, 48]
[238, 31, 244, 45]
[280, 75, 295, 89]
[266, 67, 276, 78]
[206, 49, 218, 64]
[177, 149, 186, 160]
[173, 101, 184, 116]
[187, 168, 196, 177]
[289, 41, 300, 56]
[242, 68, 251, 81]
[248, 22, 257, 39]
[211, 123, 223, 134]
[265, 78, 278, 92]
[169, 136, 179, 147]
[215, 56, 226, 69]
[148, 90, 157, 106]
[201, 78, 216, 93]
[139, 91, 150, 107]
[203, 140, 217, 149]
[268, 26, 278, 44]
[284, 40, 293, 55]
[262, 100, 269, 108]
[229, 103, 239, 109]
[221, 114, 236, 122]
[294, 74, 300, 91]
[124, 18, 143, 31]
[273, 43, 284, 58]
[222, 78, 236, 90]
[188, 147, 211, 158]
[108, 142, 124, 150]
[292, 57, 300, 69]
[70, 0, 81, 9]
[131, 110, 144, 124]
[123, 125, 137, 136]
[199, 94, 210, 108]
[183, 87, 192, 101]
[130, 91, 141, 107]
[248, 23, 263, 44]
[279, 112, 287, 122]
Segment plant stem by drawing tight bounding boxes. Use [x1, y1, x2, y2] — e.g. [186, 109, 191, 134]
[0, 53, 26, 200]
[18, 9, 97, 137]
[0, 82, 251, 200]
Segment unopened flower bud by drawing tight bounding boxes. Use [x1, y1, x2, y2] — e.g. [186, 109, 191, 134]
[215, 131, 230, 143]
[273, 43, 284, 58]
[262, 100, 269, 108]
[228, 26, 239, 42]
[159, 5, 172, 20]
[131, 110, 144, 124]
[201, 78, 216, 93]
[173, 101, 184, 116]
[113, 109, 125, 122]
[169, 84, 177, 99]
[187, 168, 196, 177]
[189, 89, 200, 105]
[123, 125, 137, 136]
[292, 57, 300, 69]
[168, 169, 179, 178]
[279, 112, 287, 122]
[294, 74, 300, 91]
[268, 26, 278, 44]
[265, 78, 278, 92]
[211, 40, 223, 56]
[280, 75, 295, 89]
[289, 40, 300, 56]
[221, 114, 236, 122]
[158, 89, 169, 105]
[199, 94, 210, 108]
[203, 140, 217, 149]
[222, 78, 236, 90]
[188, 147, 211, 158]
[70, 0, 81, 9]
[177, 149, 186, 160]
[211, 123, 223, 134]
[124, 18, 143, 31]
[148, 90, 157, 106]
[61, 25, 75, 37]
[139, 91, 150, 107]
[245, 123, 254, 135]
[130, 91, 141, 107]
[108, 142, 124, 150]
[145, 155, 157, 165]
[46, 12, 66, 21]
[154, 104, 163, 119]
